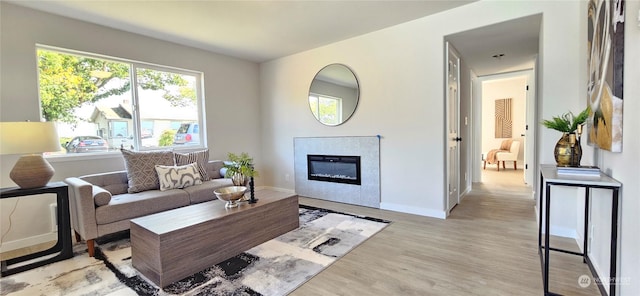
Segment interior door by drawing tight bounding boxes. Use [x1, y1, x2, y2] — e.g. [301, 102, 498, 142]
[446, 43, 461, 213]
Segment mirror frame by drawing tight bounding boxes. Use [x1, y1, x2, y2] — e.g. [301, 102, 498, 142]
[308, 64, 359, 126]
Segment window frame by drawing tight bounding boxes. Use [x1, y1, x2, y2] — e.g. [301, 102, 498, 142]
[36, 44, 206, 157]
[309, 92, 343, 126]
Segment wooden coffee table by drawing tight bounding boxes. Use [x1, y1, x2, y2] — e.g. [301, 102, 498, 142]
[130, 188, 299, 287]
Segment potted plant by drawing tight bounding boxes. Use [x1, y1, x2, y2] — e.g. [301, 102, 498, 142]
[223, 152, 259, 186]
[541, 106, 590, 166]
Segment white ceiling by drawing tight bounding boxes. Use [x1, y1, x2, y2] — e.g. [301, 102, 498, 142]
[446, 14, 541, 77]
[11, 0, 475, 62]
[10, 0, 540, 75]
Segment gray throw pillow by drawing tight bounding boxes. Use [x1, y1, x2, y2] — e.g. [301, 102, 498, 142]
[121, 149, 175, 193]
[155, 163, 203, 191]
[174, 149, 210, 181]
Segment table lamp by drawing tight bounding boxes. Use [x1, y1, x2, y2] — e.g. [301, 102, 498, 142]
[0, 122, 61, 189]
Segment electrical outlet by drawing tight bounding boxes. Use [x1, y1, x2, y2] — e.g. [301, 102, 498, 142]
[285, 174, 290, 182]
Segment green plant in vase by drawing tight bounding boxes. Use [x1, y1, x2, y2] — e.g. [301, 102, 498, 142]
[541, 106, 590, 166]
[223, 152, 259, 186]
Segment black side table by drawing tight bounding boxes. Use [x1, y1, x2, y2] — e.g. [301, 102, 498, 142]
[539, 165, 621, 296]
[0, 182, 73, 276]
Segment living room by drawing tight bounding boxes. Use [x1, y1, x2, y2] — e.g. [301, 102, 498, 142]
[1, 1, 638, 295]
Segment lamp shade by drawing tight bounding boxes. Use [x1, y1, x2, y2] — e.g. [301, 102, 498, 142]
[0, 122, 61, 155]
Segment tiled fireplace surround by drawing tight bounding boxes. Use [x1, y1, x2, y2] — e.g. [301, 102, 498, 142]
[294, 136, 380, 208]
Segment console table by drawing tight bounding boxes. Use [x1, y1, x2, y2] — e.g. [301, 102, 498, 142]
[538, 165, 621, 296]
[0, 182, 73, 276]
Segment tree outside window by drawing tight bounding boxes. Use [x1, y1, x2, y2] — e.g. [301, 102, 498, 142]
[309, 93, 342, 126]
[37, 47, 204, 153]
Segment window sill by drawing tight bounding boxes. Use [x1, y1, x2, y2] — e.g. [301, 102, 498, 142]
[44, 146, 208, 164]
[44, 151, 123, 163]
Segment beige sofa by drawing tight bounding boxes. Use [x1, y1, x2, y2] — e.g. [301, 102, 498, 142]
[65, 160, 232, 256]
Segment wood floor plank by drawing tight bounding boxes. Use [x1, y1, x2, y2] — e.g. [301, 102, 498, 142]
[293, 170, 599, 296]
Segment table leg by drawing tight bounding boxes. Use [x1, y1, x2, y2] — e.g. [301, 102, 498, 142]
[610, 188, 619, 296]
[583, 187, 590, 263]
[544, 183, 551, 295]
[538, 173, 544, 249]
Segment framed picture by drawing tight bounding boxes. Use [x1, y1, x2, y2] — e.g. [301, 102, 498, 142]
[587, 0, 624, 152]
[495, 98, 512, 138]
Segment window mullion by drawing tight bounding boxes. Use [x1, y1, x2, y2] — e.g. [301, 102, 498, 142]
[130, 64, 142, 150]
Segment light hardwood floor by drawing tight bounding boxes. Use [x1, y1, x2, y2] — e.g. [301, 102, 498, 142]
[1, 169, 599, 295]
[294, 169, 600, 296]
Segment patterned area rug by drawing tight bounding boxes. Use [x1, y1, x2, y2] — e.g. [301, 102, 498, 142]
[1, 205, 389, 296]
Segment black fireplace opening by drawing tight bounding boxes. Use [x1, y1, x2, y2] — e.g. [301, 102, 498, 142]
[307, 154, 361, 185]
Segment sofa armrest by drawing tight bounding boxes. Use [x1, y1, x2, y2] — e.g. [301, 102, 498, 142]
[205, 160, 225, 179]
[64, 177, 99, 241]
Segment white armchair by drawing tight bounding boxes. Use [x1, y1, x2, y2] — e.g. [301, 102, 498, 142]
[484, 140, 520, 171]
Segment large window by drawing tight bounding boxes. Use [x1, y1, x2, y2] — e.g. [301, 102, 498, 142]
[308, 93, 342, 126]
[37, 46, 204, 154]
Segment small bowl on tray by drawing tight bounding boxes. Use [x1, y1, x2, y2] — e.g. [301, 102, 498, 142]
[214, 186, 247, 208]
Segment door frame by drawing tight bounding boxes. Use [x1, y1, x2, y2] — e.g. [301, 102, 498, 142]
[472, 68, 537, 189]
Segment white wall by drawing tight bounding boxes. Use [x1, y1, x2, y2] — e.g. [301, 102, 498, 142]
[261, 1, 582, 217]
[458, 56, 473, 195]
[0, 3, 261, 249]
[480, 74, 527, 167]
[260, 1, 638, 294]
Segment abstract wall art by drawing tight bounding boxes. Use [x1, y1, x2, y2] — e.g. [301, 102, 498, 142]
[495, 98, 512, 138]
[587, 0, 624, 152]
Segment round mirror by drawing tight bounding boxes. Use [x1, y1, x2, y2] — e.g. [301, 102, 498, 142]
[308, 64, 359, 126]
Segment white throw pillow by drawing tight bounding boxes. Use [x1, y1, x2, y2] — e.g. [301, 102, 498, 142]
[155, 163, 203, 191]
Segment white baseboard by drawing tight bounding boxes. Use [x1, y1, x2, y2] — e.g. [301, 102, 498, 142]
[534, 206, 579, 239]
[0, 232, 58, 253]
[550, 226, 578, 239]
[380, 202, 446, 219]
[258, 186, 295, 194]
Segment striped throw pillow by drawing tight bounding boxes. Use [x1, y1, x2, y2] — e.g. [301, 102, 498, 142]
[174, 149, 210, 181]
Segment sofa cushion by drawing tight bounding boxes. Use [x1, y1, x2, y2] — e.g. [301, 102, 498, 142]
[175, 149, 210, 181]
[155, 163, 203, 191]
[182, 178, 234, 204]
[95, 189, 190, 225]
[121, 149, 175, 193]
[93, 185, 112, 206]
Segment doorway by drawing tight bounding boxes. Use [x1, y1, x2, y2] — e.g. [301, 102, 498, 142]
[478, 71, 532, 189]
[444, 14, 541, 212]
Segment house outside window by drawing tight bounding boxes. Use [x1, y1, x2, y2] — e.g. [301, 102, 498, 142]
[36, 46, 205, 154]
